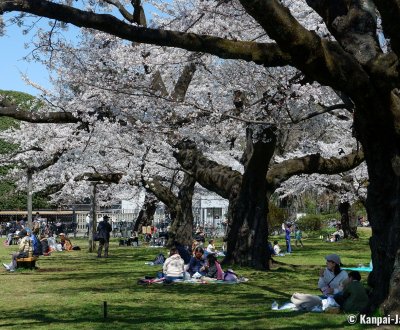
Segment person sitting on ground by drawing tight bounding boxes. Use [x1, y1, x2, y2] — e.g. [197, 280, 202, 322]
[5, 226, 16, 246]
[40, 234, 51, 256]
[334, 271, 369, 312]
[267, 241, 275, 256]
[3, 229, 33, 272]
[191, 239, 200, 255]
[187, 247, 206, 276]
[127, 231, 139, 246]
[206, 239, 216, 254]
[175, 242, 192, 264]
[194, 227, 205, 243]
[58, 233, 73, 251]
[332, 225, 344, 242]
[273, 240, 284, 256]
[203, 253, 224, 280]
[163, 247, 185, 283]
[318, 254, 348, 296]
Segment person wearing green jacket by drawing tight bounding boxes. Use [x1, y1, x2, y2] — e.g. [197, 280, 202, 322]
[336, 271, 369, 312]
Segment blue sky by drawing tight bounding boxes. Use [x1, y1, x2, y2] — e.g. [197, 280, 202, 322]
[0, 15, 53, 96]
[0, 4, 158, 97]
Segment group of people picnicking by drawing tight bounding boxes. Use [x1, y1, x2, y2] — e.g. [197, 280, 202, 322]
[265, 221, 370, 313]
[141, 238, 240, 284]
[317, 253, 369, 312]
[2, 215, 80, 272]
[274, 253, 371, 313]
[160, 245, 237, 283]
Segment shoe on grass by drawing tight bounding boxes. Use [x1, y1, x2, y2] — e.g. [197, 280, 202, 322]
[3, 263, 10, 270]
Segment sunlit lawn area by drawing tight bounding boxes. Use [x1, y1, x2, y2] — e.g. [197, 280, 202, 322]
[0, 228, 373, 329]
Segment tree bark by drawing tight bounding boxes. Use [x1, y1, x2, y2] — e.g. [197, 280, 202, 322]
[142, 173, 195, 247]
[223, 124, 276, 269]
[166, 173, 196, 247]
[338, 201, 358, 239]
[133, 194, 157, 233]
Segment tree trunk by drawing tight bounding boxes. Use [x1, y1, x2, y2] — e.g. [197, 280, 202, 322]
[223, 124, 276, 269]
[338, 201, 358, 239]
[366, 153, 400, 314]
[133, 194, 157, 233]
[142, 173, 195, 248]
[166, 173, 196, 247]
[353, 96, 400, 314]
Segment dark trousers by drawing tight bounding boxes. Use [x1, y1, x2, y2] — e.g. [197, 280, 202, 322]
[97, 239, 109, 257]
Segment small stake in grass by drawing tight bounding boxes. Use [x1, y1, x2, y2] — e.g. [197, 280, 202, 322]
[103, 301, 107, 319]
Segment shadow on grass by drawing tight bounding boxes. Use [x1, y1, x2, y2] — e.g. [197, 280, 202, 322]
[0, 302, 350, 330]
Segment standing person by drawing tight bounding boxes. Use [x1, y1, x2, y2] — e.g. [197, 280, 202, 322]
[97, 215, 112, 258]
[285, 223, 292, 254]
[85, 214, 90, 237]
[295, 226, 304, 247]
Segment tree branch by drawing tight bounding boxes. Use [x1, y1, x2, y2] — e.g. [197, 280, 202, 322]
[306, 0, 381, 65]
[0, 0, 291, 67]
[0, 106, 79, 123]
[103, 0, 134, 23]
[74, 172, 123, 183]
[267, 149, 365, 189]
[288, 103, 349, 124]
[238, 0, 372, 96]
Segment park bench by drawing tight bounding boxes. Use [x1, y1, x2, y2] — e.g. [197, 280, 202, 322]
[16, 256, 39, 269]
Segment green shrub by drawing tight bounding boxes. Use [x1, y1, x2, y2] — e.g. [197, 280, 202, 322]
[296, 214, 323, 231]
[268, 202, 287, 232]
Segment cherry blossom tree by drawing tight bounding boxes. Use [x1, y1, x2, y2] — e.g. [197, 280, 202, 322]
[2, 0, 400, 312]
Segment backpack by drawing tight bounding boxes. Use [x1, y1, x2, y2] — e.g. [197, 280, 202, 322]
[223, 269, 238, 282]
[31, 235, 42, 256]
[153, 253, 166, 265]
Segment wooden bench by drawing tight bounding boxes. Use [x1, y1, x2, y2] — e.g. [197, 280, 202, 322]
[16, 256, 39, 269]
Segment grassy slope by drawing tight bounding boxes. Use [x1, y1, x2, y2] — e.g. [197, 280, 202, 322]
[0, 228, 373, 329]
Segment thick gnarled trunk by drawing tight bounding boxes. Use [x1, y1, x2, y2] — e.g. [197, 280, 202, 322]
[224, 125, 276, 269]
[366, 153, 400, 314]
[338, 201, 358, 239]
[133, 194, 157, 233]
[166, 173, 196, 247]
[355, 96, 400, 314]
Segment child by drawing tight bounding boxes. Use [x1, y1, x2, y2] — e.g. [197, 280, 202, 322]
[204, 253, 224, 280]
[335, 271, 369, 312]
[273, 240, 285, 256]
[295, 226, 304, 247]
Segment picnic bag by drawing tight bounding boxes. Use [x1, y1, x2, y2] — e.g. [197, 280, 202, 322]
[93, 232, 100, 241]
[224, 269, 238, 282]
[153, 253, 166, 265]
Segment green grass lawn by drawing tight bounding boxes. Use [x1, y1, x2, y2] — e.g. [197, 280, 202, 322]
[0, 228, 373, 329]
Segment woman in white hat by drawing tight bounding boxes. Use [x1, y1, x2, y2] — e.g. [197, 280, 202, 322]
[318, 254, 348, 296]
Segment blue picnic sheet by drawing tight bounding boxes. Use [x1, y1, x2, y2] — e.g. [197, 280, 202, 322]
[342, 267, 372, 272]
